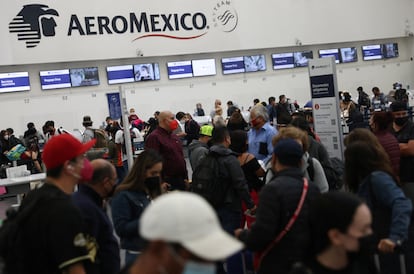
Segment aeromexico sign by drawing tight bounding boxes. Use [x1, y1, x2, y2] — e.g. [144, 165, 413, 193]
[9, 2, 238, 48]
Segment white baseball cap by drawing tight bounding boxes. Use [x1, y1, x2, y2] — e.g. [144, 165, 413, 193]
[140, 192, 244, 261]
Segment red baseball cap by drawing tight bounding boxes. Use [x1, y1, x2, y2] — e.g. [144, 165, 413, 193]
[42, 134, 96, 169]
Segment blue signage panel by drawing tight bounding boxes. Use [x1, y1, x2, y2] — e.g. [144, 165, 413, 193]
[272, 53, 294, 70]
[106, 92, 122, 120]
[221, 57, 245, 74]
[0, 72, 30, 93]
[362, 45, 383, 60]
[319, 49, 340, 64]
[40, 69, 71, 90]
[167, 61, 193, 79]
[107, 65, 134, 84]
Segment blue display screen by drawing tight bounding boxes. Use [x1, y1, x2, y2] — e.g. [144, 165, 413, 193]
[40, 69, 71, 90]
[0, 72, 30, 93]
[319, 49, 340, 64]
[362, 45, 383, 60]
[167, 61, 193, 79]
[221, 57, 245, 74]
[107, 65, 134, 84]
[272, 53, 294, 70]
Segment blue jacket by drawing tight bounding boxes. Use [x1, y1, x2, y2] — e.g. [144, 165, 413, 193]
[72, 185, 120, 274]
[358, 171, 412, 243]
[110, 190, 151, 251]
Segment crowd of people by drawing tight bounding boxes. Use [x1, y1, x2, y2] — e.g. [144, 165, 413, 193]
[0, 84, 414, 274]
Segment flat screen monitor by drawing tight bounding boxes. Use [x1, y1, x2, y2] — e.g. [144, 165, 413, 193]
[191, 59, 217, 77]
[243, 54, 266, 72]
[40, 69, 71, 90]
[133, 63, 160, 81]
[221, 57, 245, 75]
[0, 72, 30, 93]
[318, 48, 340, 64]
[362, 45, 383, 61]
[294, 51, 313, 67]
[106, 65, 134, 84]
[382, 43, 399, 58]
[167, 61, 193, 79]
[340, 47, 358, 63]
[272, 53, 294, 70]
[70, 67, 100, 87]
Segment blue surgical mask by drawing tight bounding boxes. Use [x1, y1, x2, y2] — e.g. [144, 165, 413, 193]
[182, 261, 216, 274]
[168, 244, 215, 274]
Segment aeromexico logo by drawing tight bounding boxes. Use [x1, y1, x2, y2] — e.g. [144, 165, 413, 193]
[9, 4, 59, 48]
[9, 2, 238, 48]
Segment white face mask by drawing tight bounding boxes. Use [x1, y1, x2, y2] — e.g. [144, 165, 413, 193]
[4, 135, 9, 140]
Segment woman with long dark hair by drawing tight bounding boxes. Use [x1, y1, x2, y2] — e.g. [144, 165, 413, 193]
[344, 140, 412, 273]
[291, 192, 373, 274]
[111, 149, 163, 266]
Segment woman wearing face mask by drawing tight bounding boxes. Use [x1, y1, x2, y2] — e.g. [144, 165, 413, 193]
[111, 149, 164, 266]
[344, 141, 412, 274]
[290, 192, 374, 274]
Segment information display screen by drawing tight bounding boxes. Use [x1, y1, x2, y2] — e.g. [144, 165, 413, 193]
[221, 57, 245, 74]
[272, 53, 294, 70]
[382, 43, 399, 58]
[40, 69, 71, 90]
[319, 49, 340, 64]
[243, 54, 266, 72]
[362, 45, 383, 60]
[133, 63, 160, 81]
[340, 47, 358, 63]
[167, 61, 193, 79]
[70, 67, 100, 87]
[191, 59, 217, 77]
[0, 72, 30, 93]
[106, 65, 134, 84]
[294, 51, 314, 67]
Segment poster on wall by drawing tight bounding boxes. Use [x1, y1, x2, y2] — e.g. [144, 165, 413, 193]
[106, 92, 122, 120]
[308, 57, 343, 160]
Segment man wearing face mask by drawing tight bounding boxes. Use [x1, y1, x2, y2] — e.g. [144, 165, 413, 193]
[1, 134, 98, 274]
[145, 110, 188, 190]
[72, 159, 120, 274]
[123, 192, 244, 274]
[248, 104, 278, 165]
[391, 101, 414, 183]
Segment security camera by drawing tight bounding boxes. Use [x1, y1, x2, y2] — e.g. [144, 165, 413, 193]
[136, 49, 144, 57]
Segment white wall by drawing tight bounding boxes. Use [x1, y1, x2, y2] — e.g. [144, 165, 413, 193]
[1, 0, 414, 135]
[1, 0, 413, 65]
[1, 37, 413, 136]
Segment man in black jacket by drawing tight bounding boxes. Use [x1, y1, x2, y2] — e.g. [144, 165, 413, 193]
[208, 126, 255, 274]
[72, 159, 120, 274]
[236, 138, 320, 274]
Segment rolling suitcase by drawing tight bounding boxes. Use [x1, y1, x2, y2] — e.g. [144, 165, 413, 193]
[373, 252, 406, 274]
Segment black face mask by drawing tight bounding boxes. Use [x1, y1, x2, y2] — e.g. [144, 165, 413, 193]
[144, 176, 161, 194]
[106, 184, 117, 198]
[347, 234, 375, 261]
[395, 117, 409, 126]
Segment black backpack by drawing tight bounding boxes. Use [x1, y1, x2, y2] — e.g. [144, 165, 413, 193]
[358, 91, 371, 108]
[191, 152, 230, 208]
[327, 157, 344, 191]
[0, 192, 50, 273]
